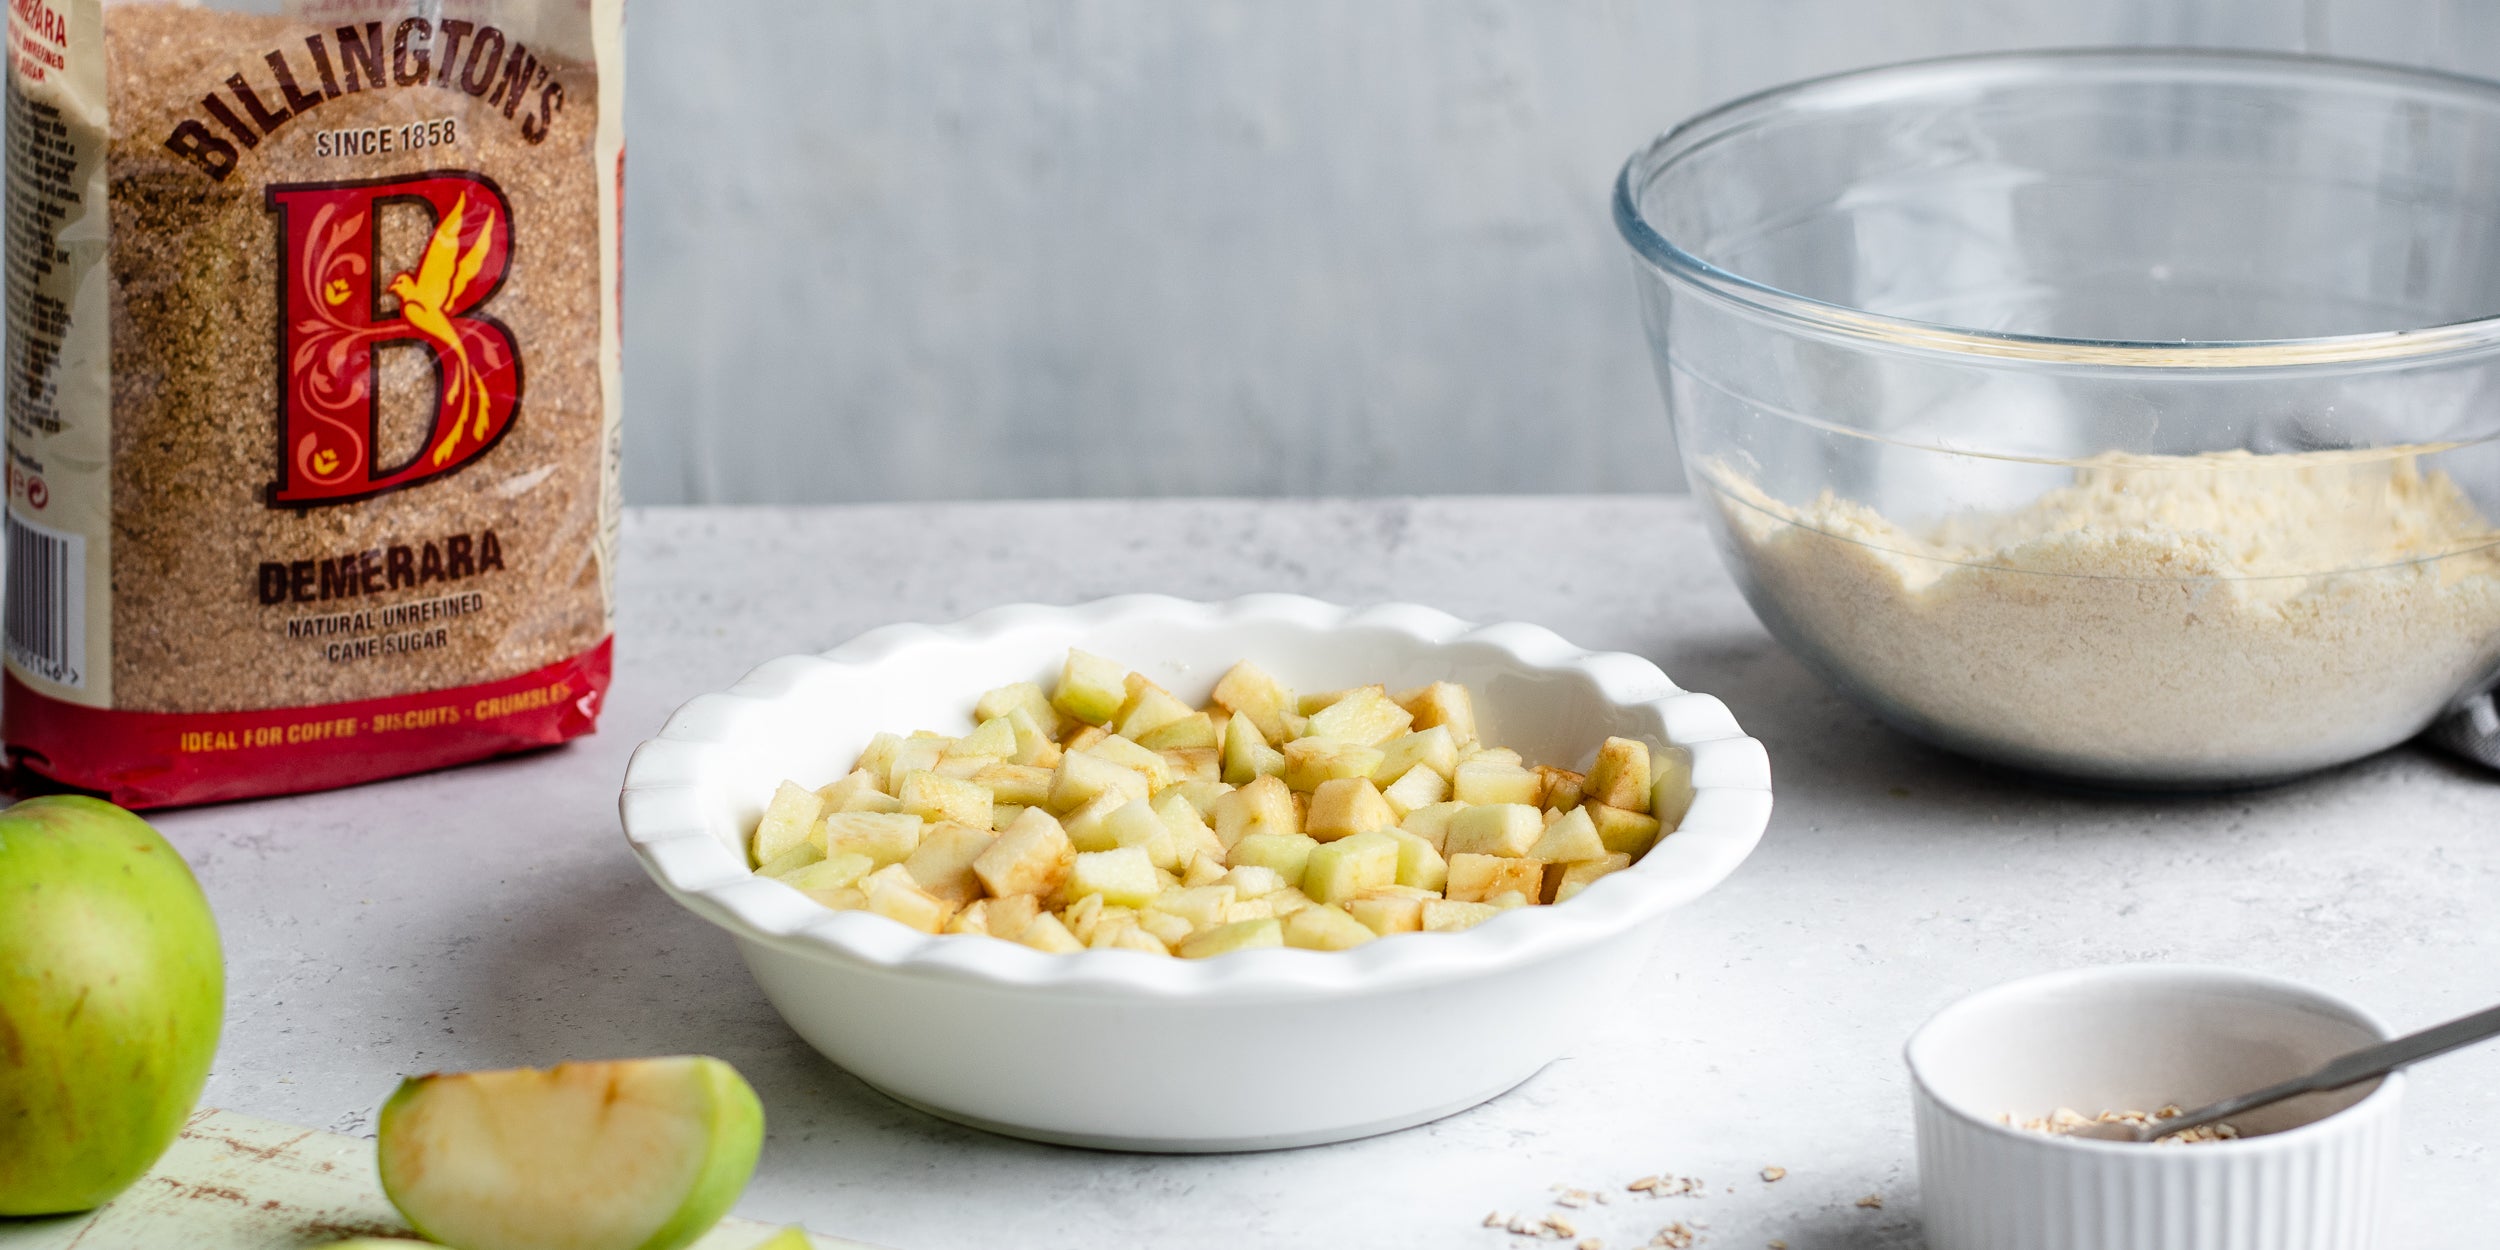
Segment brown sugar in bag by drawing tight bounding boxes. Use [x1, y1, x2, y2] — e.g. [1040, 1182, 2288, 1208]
[4, 0, 623, 806]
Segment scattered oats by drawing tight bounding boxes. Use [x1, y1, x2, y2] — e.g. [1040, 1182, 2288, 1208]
[1595, 1192, 1612, 1205]
[1545, 1215, 1580, 1238]
[1578, 1241, 1604, 1250]
[1769, 1242, 1788, 1250]
[1760, 1166, 1787, 1183]
[1648, 1223, 1698, 1250]
[1508, 1216, 1538, 1236]
[1485, 1212, 1506, 1228]
[1628, 1176, 1661, 1193]
[1857, 1194, 1885, 1210]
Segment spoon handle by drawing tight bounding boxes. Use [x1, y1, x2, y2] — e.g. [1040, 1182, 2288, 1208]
[2161, 1001, 2500, 1140]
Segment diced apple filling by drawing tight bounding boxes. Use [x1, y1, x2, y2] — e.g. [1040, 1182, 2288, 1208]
[744, 652, 1682, 957]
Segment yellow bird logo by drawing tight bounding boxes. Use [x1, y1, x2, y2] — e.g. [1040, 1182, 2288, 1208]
[388, 194, 500, 466]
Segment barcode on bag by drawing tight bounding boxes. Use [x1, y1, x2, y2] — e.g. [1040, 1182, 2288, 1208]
[5, 511, 87, 688]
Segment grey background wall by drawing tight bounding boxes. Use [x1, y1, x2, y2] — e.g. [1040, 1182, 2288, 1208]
[620, 0, 2500, 505]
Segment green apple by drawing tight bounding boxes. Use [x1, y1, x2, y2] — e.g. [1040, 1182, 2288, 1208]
[0, 795, 223, 1216]
[377, 1056, 765, 1250]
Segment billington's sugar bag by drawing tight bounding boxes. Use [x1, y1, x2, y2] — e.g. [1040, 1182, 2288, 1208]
[5, 0, 623, 805]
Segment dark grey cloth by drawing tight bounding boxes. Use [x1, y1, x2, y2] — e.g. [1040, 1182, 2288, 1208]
[2428, 690, 2500, 772]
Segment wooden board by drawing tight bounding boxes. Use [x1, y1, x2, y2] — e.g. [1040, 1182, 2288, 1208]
[0, 1109, 878, 1250]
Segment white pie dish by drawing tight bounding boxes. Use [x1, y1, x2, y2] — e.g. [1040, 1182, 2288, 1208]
[618, 594, 1774, 1151]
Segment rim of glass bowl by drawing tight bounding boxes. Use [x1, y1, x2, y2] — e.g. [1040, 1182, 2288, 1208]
[1614, 48, 2500, 372]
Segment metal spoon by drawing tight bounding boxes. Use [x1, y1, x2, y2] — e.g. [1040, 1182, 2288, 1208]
[2067, 1001, 2500, 1143]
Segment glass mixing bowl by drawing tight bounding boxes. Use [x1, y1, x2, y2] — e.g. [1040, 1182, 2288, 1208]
[1615, 49, 2500, 788]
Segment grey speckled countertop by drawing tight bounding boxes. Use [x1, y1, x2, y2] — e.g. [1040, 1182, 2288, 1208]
[167, 497, 2499, 1250]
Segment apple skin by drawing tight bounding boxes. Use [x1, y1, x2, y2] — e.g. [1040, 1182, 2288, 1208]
[0, 795, 224, 1216]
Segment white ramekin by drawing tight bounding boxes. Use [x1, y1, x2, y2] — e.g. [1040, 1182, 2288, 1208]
[619, 594, 1773, 1151]
[1908, 965, 2404, 1250]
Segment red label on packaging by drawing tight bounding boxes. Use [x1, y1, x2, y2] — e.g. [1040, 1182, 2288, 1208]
[3, 639, 609, 808]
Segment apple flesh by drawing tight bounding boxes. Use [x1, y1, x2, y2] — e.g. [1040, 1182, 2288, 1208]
[0, 796, 223, 1216]
[377, 1055, 764, 1250]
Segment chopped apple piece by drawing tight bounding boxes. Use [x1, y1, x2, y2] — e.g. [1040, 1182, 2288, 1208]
[904, 824, 996, 906]
[1652, 745, 1696, 829]
[1452, 760, 1541, 805]
[861, 864, 953, 933]
[1152, 791, 1224, 859]
[1091, 919, 1170, 955]
[837, 789, 904, 815]
[944, 715, 1017, 760]
[946, 899, 994, 936]
[814, 769, 885, 811]
[1265, 886, 1315, 917]
[1211, 775, 1301, 846]
[1304, 777, 1399, 841]
[1048, 750, 1151, 813]
[1463, 746, 1523, 769]
[1062, 724, 1109, 752]
[1398, 801, 1466, 851]
[755, 842, 823, 879]
[1226, 832, 1319, 888]
[1059, 893, 1105, 940]
[1535, 766, 1585, 812]
[1445, 853, 1546, 903]
[1067, 847, 1160, 909]
[884, 738, 946, 792]
[1163, 779, 1235, 819]
[987, 893, 1041, 942]
[1210, 660, 1299, 747]
[1380, 764, 1450, 816]
[1222, 864, 1287, 899]
[1221, 711, 1288, 784]
[1553, 852, 1634, 903]
[1303, 830, 1400, 904]
[1019, 911, 1085, 953]
[1397, 681, 1479, 746]
[931, 755, 989, 782]
[1137, 907, 1197, 947]
[972, 762, 1053, 808]
[1002, 708, 1063, 767]
[1585, 737, 1653, 813]
[1114, 675, 1197, 741]
[1136, 711, 1219, 751]
[854, 732, 904, 782]
[1383, 829, 1449, 893]
[1059, 790, 1131, 852]
[1225, 897, 1277, 924]
[1527, 806, 1607, 863]
[1152, 885, 1238, 930]
[1177, 917, 1284, 958]
[1372, 726, 1459, 786]
[974, 809, 1075, 900]
[1052, 650, 1130, 726]
[976, 680, 1063, 736]
[1103, 800, 1182, 871]
[818, 812, 924, 866]
[751, 781, 824, 867]
[1587, 803, 1665, 856]
[1158, 747, 1220, 783]
[1283, 904, 1378, 951]
[897, 770, 992, 830]
[1181, 852, 1229, 887]
[1444, 804, 1543, 858]
[1282, 737, 1386, 792]
[778, 852, 874, 896]
[1347, 894, 1424, 936]
[1304, 685, 1413, 745]
[1421, 898, 1501, 932]
[1080, 733, 1173, 787]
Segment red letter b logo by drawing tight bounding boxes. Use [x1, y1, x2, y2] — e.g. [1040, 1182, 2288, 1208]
[267, 173, 522, 506]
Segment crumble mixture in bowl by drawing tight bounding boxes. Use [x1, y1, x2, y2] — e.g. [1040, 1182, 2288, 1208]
[1706, 449, 2500, 787]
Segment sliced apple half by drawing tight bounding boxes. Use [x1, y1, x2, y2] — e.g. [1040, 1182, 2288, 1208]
[377, 1056, 765, 1250]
